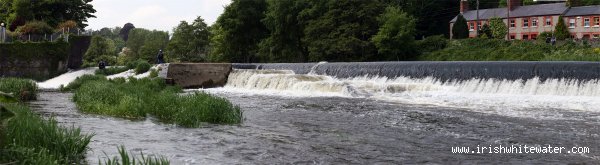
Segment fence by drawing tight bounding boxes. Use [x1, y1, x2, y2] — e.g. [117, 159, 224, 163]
[0, 28, 91, 43]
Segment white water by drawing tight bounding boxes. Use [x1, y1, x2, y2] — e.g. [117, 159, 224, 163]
[37, 64, 169, 89]
[206, 69, 600, 118]
[38, 68, 97, 89]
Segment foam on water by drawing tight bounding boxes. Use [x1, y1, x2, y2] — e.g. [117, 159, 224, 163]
[37, 68, 97, 89]
[205, 69, 600, 118]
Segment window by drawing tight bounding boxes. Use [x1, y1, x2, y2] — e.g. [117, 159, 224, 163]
[523, 19, 529, 28]
[478, 22, 482, 30]
[523, 35, 529, 40]
[469, 22, 475, 31]
[546, 17, 552, 26]
[531, 34, 538, 40]
[510, 19, 516, 28]
[532, 18, 538, 27]
[510, 35, 516, 40]
[594, 34, 599, 38]
[569, 18, 576, 28]
[584, 17, 590, 27]
[595, 17, 599, 26]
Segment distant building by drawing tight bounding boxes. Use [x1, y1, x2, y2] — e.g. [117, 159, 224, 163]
[450, 0, 600, 40]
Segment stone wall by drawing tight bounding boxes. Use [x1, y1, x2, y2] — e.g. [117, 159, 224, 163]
[166, 63, 232, 88]
[0, 42, 69, 80]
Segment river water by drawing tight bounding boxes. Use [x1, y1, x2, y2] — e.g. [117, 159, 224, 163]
[29, 66, 600, 164]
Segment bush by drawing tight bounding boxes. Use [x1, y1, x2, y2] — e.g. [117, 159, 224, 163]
[149, 69, 158, 78]
[72, 78, 243, 127]
[56, 20, 78, 32]
[62, 74, 106, 91]
[0, 78, 38, 101]
[16, 21, 54, 35]
[95, 67, 130, 76]
[135, 61, 152, 74]
[416, 35, 447, 54]
[0, 104, 92, 164]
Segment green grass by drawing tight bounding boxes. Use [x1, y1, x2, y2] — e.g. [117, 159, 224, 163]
[72, 77, 243, 127]
[0, 104, 93, 164]
[421, 38, 600, 61]
[61, 74, 107, 91]
[100, 146, 170, 165]
[0, 78, 38, 101]
[96, 67, 130, 76]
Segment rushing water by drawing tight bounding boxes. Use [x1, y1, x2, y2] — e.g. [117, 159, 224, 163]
[29, 62, 600, 164]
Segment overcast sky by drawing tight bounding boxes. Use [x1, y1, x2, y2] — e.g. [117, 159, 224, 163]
[87, 0, 232, 32]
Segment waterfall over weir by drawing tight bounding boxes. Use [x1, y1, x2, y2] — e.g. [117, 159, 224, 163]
[223, 62, 600, 112]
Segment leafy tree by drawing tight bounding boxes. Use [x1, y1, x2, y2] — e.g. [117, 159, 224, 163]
[167, 16, 210, 62]
[85, 35, 116, 65]
[138, 30, 169, 63]
[258, 0, 309, 62]
[302, 0, 384, 61]
[452, 14, 469, 39]
[478, 24, 492, 38]
[125, 28, 151, 58]
[489, 17, 507, 39]
[119, 23, 135, 41]
[371, 6, 417, 61]
[555, 15, 570, 40]
[215, 0, 269, 63]
[1, 0, 96, 29]
[207, 23, 227, 62]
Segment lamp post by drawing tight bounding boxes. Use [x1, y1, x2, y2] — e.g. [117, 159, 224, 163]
[1, 23, 5, 43]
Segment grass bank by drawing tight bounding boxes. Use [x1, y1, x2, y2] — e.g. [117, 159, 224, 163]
[69, 76, 242, 127]
[0, 104, 92, 164]
[421, 38, 600, 61]
[0, 78, 38, 101]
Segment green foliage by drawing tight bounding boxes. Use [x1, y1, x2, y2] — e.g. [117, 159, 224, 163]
[537, 32, 553, 42]
[452, 14, 469, 39]
[214, 0, 269, 63]
[71, 77, 243, 127]
[0, 104, 92, 164]
[207, 24, 226, 62]
[0, 78, 38, 101]
[421, 38, 600, 61]
[0, 0, 95, 29]
[555, 15, 570, 40]
[85, 35, 117, 65]
[95, 67, 130, 76]
[134, 61, 152, 74]
[100, 146, 169, 165]
[16, 21, 54, 35]
[167, 16, 210, 62]
[0, 92, 18, 103]
[62, 74, 107, 91]
[372, 6, 417, 61]
[302, 0, 384, 62]
[149, 69, 158, 78]
[478, 24, 492, 38]
[126, 29, 169, 63]
[416, 35, 448, 54]
[489, 17, 507, 39]
[258, 0, 308, 62]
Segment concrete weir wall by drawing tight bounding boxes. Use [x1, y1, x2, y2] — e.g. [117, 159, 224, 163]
[166, 63, 232, 88]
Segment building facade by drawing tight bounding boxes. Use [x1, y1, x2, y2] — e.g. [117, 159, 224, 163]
[450, 0, 600, 40]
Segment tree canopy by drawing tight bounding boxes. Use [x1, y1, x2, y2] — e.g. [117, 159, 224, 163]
[167, 16, 210, 62]
[0, 0, 96, 30]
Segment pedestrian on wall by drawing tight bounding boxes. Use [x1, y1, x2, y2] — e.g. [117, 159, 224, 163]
[157, 49, 165, 64]
[98, 60, 106, 70]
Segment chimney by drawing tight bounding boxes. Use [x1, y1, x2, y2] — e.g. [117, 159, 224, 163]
[508, 0, 521, 10]
[460, 0, 469, 14]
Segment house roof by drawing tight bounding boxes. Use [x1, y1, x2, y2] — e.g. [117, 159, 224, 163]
[450, 3, 567, 22]
[565, 5, 600, 16]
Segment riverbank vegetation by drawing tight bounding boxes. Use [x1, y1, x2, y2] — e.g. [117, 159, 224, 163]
[69, 76, 242, 127]
[0, 78, 38, 101]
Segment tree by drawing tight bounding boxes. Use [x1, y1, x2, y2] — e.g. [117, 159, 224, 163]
[215, 0, 269, 63]
[119, 23, 135, 41]
[138, 30, 169, 63]
[167, 16, 210, 62]
[489, 17, 507, 39]
[371, 6, 417, 61]
[302, 0, 384, 61]
[126, 28, 151, 58]
[258, 0, 309, 62]
[452, 14, 469, 39]
[2, 0, 96, 29]
[478, 24, 492, 38]
[555, 15, 570, 40]
[207, 23, 227, 62]
[85, 35, 116, 65]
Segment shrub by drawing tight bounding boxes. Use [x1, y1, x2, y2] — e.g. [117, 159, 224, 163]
[62, 74, 106, 91]
[149, 69, 158, 78]
[0, 78, 38, 101]
[56, 20, 78, 32]
[416, 35, 447, 54]
[16, 21, 54, 35]
[0, 104, 93, 164]
[452, 14, 469, 39]
[95, 67, 130, 76]
[135, 61, 152, 74]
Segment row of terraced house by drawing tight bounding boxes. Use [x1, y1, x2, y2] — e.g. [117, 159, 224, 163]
[450, 0, 600, 40]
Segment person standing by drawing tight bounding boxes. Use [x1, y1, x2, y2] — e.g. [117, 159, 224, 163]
[157, 49, 165, 64]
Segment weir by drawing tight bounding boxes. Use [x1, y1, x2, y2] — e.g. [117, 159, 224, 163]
[233, 62, 600, 81]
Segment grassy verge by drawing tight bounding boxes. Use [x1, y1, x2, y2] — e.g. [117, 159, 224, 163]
[95, 67, 130, 76]
[421, 38, 600, 61]
[0, 78, 38, 101]
[100, 146, 169, 165]
[0, 104, 93, 164]
[70, 77, 242, 127]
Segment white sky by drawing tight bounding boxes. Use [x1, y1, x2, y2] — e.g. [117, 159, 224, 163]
[87, 0, 232, 32]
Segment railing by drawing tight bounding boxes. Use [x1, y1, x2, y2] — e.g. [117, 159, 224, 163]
[0, 28, 91, 43]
